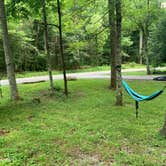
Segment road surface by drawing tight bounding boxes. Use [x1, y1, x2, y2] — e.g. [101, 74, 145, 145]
[0, 68, 162, 86]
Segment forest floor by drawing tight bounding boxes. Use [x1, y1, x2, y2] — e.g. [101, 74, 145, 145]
[0, 79, 166, 165]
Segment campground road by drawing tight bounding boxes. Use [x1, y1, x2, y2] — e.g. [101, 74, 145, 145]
[0, 68, 163, 86]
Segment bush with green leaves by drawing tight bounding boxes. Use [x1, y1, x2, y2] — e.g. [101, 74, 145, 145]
[0, 31, 47, 72]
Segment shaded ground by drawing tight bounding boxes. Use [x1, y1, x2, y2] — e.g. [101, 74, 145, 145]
[0, 79, 166, 165]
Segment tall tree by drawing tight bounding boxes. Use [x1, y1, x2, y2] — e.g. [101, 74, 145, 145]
[108, 0, 123, 105]
[144, 0, 150, 74]
[0, 0, 19, 100]
[160, 113, 166, 138]
[139, 30, 143, 64]
[57, 0, 68, 96]
[108, 0, 117, 90]
[115, 0, 123, 105]
[42, 0, 54, 95]
[150, 16, 166, 66]
[124, 0, 161, 74]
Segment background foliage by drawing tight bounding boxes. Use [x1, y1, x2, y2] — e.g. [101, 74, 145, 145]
[0, 0, 166, 72]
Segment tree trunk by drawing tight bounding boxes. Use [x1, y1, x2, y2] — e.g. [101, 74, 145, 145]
[139, 30, 143, 64]
[57, 0, 68, 96]
[115, 0, 123, 106]
[54, 36, 59, 68]
[42, 0, 54, 95]
[108, 0, 117, 90]
[95, 34, 98, 66]
[145, 0, 151, 75]
[160, 113, 166, 138]
[146, 55, 150, 75]
[0, 0, 19, 100]
[144, 33, 151, 75]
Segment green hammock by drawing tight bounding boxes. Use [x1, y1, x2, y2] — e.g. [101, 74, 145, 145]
[122, 80, 165, 118]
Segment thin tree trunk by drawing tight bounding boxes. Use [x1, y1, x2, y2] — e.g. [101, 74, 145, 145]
[54, 36, 59, 68]
[0, 73, 3, 98]
[77, 48, 80, 66]
[95, 34, 99, 66]
[146, 54, 150, 74]
[108, 0, 117, 90]
[144, 33, 151, 75]
[160, 113, 166, 138]
[42, 0, 54, 95]
[139, 30, 143, 64]
[115, 0, 123, 106]
[0, 0, 19, 100]
[145, 0, 151, 75]
[57, 0, 68, 96]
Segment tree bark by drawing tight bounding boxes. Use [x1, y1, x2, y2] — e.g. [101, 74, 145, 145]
[95, 34, 99, 66]
[54, 36, 59, 68]
[57, 0, 68, 96]
[42, 0, 54, 95]
[139, 30, 143, 64]
[115, 0, 123, 106]
[108, 0, 117, 90]
[0, 0, 19, 100]
[160, 113, 166, 138]
[144, 31, 151, 75]
[145, 0, 151, 75]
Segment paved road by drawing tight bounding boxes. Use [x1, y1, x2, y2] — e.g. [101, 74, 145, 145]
[0, 68, 162, 86]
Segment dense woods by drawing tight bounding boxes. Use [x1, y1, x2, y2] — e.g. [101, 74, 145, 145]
[0, 0, 166, 100]
[0, 0, 165, 73]
[0, 0, 19, 100]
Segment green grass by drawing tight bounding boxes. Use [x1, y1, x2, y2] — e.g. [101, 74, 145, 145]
[105, 72, 147, 76]
[122, 62, 145, 69]
[0, 79, 166, 165]
[123, 71, 147, 76]
[105, 71, 148, 76]
[122, 70, 166, 76]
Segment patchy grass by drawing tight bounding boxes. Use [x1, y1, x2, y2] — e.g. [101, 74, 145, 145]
[122, 62, 145, 69]
[0, 79, 166, 165]
[122, 71, 147, 76]
[122, 69, 166, 76]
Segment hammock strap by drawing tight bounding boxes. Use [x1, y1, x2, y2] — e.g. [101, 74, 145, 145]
[135, 101, 139, 118]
